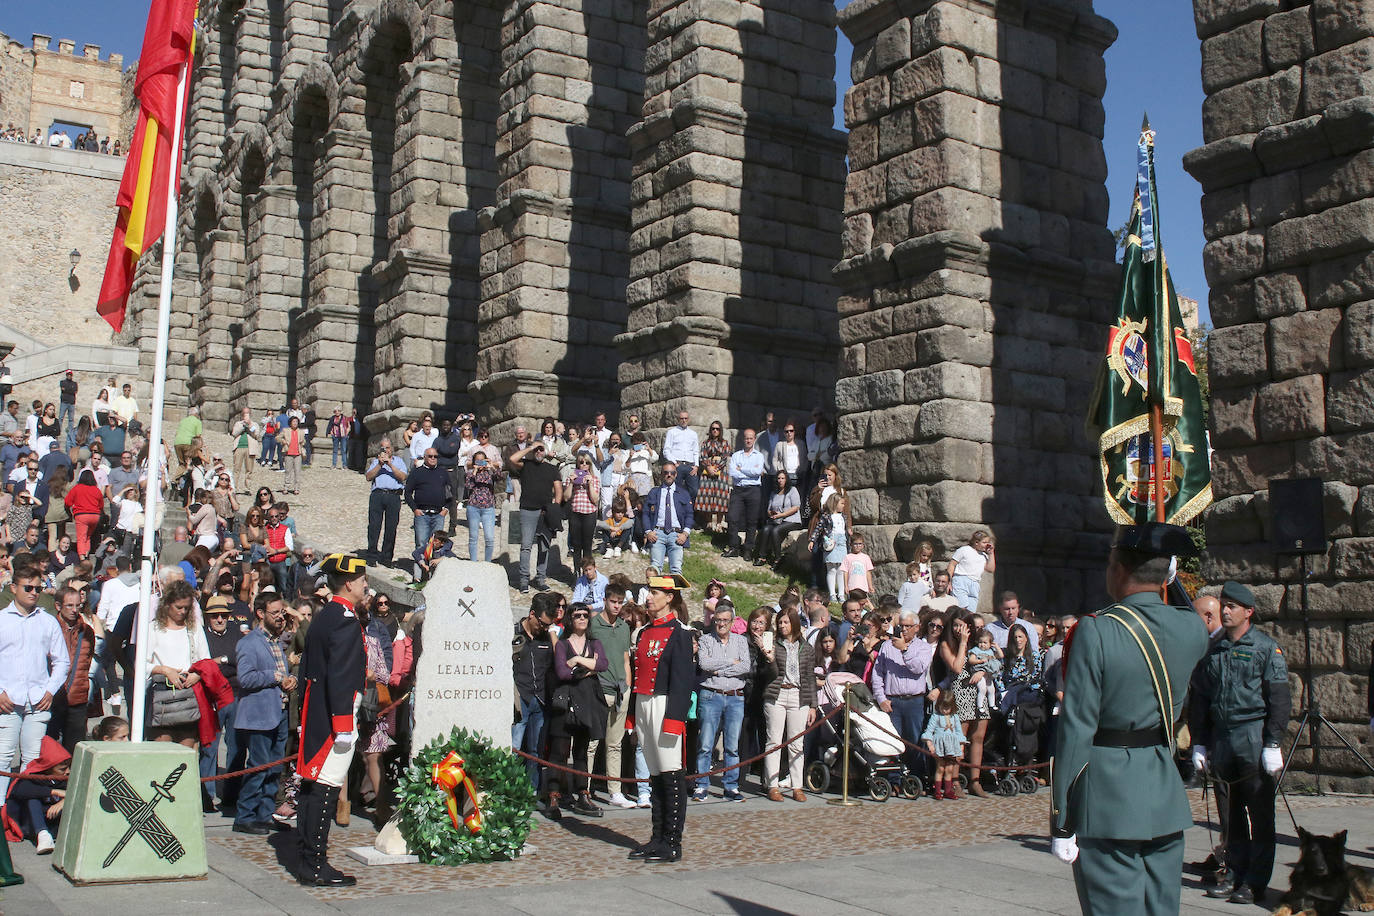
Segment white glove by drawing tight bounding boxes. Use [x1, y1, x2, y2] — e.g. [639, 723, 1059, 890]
[1191, 745, 1207, 774]
[1262, 746, 1283, 777]
[1051, 835, 1079, 864]
[333, 731, 357, 752]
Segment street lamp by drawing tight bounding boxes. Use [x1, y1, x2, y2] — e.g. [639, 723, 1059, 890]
[69, 249, 81, 275]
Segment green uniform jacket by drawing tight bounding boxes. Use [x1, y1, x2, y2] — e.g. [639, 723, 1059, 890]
[1051, 590, 1208, 840]
[1188, 625, 1290, 781]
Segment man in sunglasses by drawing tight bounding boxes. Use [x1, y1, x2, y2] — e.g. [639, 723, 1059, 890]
[0, 555, 70, 806]
[642, 458, 694, 576]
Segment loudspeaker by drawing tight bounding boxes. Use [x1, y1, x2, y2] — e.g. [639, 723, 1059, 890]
[1269, 477, 1326, 555]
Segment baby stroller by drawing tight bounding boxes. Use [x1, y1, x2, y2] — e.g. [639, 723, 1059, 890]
[806, 672, 922, 801]
[981, 681, 1046, 796]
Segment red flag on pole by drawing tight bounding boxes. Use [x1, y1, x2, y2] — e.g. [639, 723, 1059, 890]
[96, 0, 197, 332]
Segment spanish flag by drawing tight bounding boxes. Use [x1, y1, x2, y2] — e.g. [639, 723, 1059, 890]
[96, 0, 197, 332]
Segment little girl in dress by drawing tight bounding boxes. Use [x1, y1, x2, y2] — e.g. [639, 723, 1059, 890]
[921, 691, 968, 800]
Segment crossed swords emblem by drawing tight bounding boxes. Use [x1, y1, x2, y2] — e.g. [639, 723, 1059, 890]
[98, 763, 187, 868]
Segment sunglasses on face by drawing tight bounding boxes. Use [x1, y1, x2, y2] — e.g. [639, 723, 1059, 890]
[17, 584, 41, 593]
[570, 613, 590, 620]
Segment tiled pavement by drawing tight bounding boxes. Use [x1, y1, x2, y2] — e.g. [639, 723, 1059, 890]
[5, 789, 1372, 915]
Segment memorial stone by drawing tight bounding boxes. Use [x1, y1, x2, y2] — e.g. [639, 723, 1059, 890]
[53, 742, 206, 885]
[411, 558, 514, 752]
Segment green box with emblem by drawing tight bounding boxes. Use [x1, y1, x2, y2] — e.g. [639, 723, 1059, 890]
[53, 742, 206, 885]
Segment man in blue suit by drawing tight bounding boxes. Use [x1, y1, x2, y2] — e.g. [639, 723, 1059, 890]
[234, 591, 296, 835]
[643, 459, 694, 575]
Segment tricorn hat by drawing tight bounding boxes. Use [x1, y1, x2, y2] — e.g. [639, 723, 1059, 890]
[320, 553, 367, 576]
[646, 572, 691, 592]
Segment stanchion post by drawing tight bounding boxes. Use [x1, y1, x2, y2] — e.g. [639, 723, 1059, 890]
[827, 685, 862, 807]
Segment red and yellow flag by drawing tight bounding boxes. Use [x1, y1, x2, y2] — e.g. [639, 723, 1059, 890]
[97, 0, 197, 332]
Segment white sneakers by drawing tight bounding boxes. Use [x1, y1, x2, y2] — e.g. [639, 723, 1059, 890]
[629, 543, 640, 554]
[612, 546, 622, 558]
[636, 795, 651, 808]
[36, 830, 55, 854]
[607, 792, 636, 809]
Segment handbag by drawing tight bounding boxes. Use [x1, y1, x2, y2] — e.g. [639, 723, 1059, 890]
[550, 683, 574, 716]
[148, 676, 201, 726]
[147, 626, 203, 727]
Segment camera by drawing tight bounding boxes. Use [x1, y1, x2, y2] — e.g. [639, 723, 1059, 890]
[854, 624, 870, 638]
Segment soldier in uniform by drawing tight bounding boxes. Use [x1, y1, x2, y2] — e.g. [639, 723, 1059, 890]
[1050, 523, 1210, 915]
[624, 573, 694, 864]
[294, 553, 368, 887]
[1189, 580, 1291, 906]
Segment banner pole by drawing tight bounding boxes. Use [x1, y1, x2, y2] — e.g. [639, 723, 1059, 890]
[1149, 403, 1166, 524]
[130, 57, 190, 742]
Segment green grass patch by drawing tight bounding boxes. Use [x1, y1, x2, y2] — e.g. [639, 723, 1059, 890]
[677, 537, 804, 615]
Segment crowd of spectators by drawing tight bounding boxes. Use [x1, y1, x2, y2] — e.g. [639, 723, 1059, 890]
[0, 123, 122, 154]
[508, 564, 1079, 819]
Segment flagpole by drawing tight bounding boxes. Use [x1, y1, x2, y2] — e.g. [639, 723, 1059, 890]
[130, 56, 190, 742]
[1150, 403, 1166, 523]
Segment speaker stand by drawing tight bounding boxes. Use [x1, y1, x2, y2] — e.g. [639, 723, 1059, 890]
[1275, 554, 1374, 795]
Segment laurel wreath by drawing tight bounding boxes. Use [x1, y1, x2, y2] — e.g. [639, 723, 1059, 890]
[395, 726, 536, 865]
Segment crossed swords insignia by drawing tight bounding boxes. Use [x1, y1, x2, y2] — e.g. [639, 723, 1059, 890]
[455, 597, 476, 617]
[98, 763, 187, 868]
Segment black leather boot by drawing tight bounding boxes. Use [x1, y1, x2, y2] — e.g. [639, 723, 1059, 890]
[297, 783, 356, 887]
[645, 771, 684, 863]
[628, 774, 663, 859]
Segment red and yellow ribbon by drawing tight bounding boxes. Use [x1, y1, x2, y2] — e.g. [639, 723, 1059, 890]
[431, 751, 484, 834]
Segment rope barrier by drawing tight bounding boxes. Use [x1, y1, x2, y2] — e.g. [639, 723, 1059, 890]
[510, 703, 845, 784]
[0, 690, 414, 784]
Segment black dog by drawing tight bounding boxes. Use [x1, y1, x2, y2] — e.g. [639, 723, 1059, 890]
[1271, 828, 1374, 916]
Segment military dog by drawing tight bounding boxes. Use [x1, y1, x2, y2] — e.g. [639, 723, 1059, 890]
[1271, 828, 1374, 916]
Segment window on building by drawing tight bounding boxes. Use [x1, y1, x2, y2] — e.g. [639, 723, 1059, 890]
[69, 81, 85, 99]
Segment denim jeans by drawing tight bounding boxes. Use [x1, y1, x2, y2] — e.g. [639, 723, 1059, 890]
[200, 702, 244, 802]
[648, 528, 685, 574]
[331, 436, 346, 467]
[695, 689, 744, 792]
[887, 694, 926, 772]
[59, 402, 76, 447]
[413, 509, 445, 552]
[302, 434, 313, 466]
[0, 706, 52, 801]
[235, 716, 288, 825]
[634, 743, 651, 802]
[952, 574, 980, 612]
[511, 694, 546, 788]
[518, 508, 549, 587]
[467, 505, 496, 561]
[270, 560, 296, 598]
[261, 433, 277, 465]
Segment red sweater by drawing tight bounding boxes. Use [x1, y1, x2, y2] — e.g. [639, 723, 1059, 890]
[65, 483, 105, 515]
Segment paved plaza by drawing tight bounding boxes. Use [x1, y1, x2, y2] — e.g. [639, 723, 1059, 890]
[3, 790, 1370, 915]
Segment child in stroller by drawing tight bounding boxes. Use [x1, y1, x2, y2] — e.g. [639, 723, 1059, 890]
[807, 672, 922, 801]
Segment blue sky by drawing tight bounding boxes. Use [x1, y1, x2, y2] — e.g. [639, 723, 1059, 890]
[5, 1, 1208, 320]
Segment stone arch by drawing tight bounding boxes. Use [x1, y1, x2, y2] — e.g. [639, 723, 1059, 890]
[359, 0, 426, 63]
[282, 80, 332, 408]
[347, 14, 416, 427]
[290, 61, 340, 127]
[229, 141, 279, 415]
[187, 173, 240, 422]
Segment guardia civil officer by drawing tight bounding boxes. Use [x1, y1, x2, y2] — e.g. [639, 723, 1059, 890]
[294, 553, 368, 887]
[624, 573, 694, 864]
[1050, 523, 1210, 915]
[1189, 580, 1291, 906]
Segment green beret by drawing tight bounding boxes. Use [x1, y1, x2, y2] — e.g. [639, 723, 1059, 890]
[1220, 580, 1256, 608]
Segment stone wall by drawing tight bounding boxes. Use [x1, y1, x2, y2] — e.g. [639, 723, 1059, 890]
[0, 143, 122, 349]
[616, 0, 845, 438]
[1186, 0, 1374, 790]
[831, 0, 1119, 605]
[24, 34, 125, 142]
[0, 32, 34, 131]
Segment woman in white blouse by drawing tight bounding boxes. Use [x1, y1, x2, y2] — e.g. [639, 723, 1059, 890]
[146, 579, 211, 748]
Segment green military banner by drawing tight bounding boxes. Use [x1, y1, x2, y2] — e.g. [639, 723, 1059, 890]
[1088, 122, 1212, 526]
